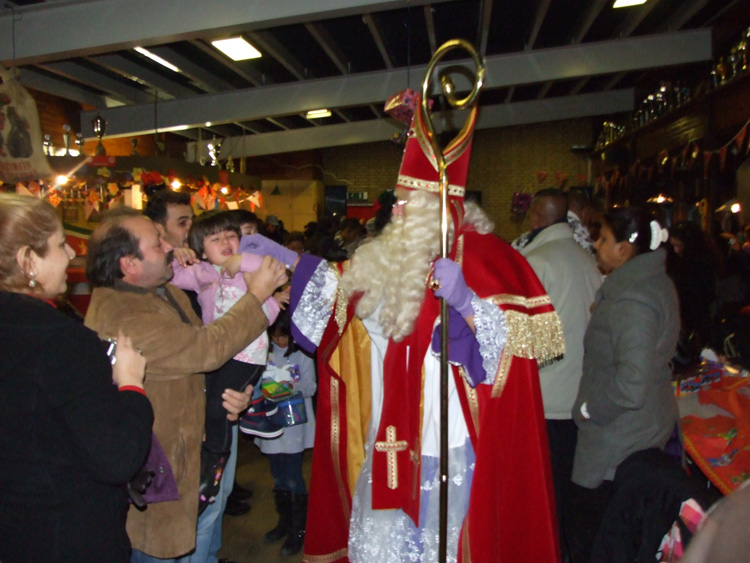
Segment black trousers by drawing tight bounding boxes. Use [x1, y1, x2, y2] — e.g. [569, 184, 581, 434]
[546, 418, 578, 560]
[564, 479, 615, 563]
[204, 359, 263, 452]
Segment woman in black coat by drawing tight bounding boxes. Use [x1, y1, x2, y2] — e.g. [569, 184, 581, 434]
[0, 194, 153, 562]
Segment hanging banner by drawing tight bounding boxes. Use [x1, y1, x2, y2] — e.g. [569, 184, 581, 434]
[736, 125, 748, 153]
[87, 156, 116, 167]
[718, 146, 728, 172]
[0, 67, 53, 183]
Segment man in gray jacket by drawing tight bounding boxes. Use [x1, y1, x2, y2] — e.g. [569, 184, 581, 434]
[519, 188, 602, 557]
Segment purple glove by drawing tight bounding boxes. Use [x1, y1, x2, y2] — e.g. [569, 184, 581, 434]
[239, 234, 298, 269]
[433, 258, 474, 318]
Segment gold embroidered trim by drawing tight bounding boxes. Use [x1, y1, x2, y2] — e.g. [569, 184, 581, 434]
[461, 512, 472, 563]
[332, 267, 347, 335]
[397, 174, 465, 197]
[461, 367, 481, 436]
[374, 425, 408, 490]
[489, 294, 553, 309]
[409, 449, 420, 499]
[452, 199, 465, 232]
[329, 379, 350, 521]
[455, 233, 464, 266]
[491, 349, 513, 399]
[302, 548, 349, 563]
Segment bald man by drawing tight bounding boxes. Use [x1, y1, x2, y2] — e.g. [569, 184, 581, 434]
[519, 188, 602, 559]
[511, 188, 595, 254]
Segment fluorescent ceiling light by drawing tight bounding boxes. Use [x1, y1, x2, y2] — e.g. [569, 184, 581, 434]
[165, 124, 190, 132]
[306, 109, 331, 119]
[211, 37, 261, 61]
[613, 0, 647, 7]
[134, 47, 181, 73]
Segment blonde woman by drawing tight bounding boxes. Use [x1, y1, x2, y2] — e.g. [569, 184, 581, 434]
[0, 194, 152, 562]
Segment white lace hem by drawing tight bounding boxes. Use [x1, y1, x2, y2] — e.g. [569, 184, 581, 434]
[348, 437, 475, 563]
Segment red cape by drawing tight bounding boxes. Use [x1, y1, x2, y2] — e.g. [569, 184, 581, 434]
[303, 229, 561, 563]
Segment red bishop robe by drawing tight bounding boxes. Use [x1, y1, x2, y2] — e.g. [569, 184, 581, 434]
[301, 226, 563, 563]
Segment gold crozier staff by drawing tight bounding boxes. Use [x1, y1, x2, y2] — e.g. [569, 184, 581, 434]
[419, 39, 485, 563]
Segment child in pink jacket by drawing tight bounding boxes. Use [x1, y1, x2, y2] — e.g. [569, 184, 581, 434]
[171, 211, 286, 511]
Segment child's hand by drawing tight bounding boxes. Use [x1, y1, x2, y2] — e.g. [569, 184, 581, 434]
[244, 256, 288, 303]
[173, 247, 198, 267]
[221, 254, 243, 277]
[274, 286, 291, 310]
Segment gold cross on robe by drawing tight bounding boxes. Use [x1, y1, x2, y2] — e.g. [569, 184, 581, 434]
[375, 425, 408, 490]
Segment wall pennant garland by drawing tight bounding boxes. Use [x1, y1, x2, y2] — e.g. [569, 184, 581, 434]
[736, 125, 748, 153]
[718, 146, 728, 172]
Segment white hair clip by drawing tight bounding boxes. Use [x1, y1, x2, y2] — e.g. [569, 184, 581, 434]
[649, 220, 668, 250]
[628, 231, 638, 244]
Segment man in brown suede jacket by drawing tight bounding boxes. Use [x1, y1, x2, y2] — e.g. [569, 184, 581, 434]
[84, 213, 286, 560]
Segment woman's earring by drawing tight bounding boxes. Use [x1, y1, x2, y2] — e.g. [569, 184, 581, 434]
[28, 272, 36, 288]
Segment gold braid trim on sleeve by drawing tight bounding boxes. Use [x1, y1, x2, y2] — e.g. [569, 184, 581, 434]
[488, 294, 565, 362]
[503, 309, 565, 364]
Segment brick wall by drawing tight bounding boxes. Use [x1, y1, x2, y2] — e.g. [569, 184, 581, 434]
[320, 118, 596, 241]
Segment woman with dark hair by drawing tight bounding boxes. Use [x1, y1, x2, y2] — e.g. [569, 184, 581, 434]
[0, 194, 153, 562]
[567, 206, 680, 562]
[668, 221, 720, 366]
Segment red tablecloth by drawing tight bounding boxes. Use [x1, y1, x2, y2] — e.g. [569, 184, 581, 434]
[681, 376, 750, 494]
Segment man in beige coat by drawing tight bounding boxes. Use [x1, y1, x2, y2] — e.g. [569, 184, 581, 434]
[519, 188, 602, 559]
[84, 213, 286, 560]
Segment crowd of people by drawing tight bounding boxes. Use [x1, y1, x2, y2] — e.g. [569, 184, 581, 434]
[1, 132, 749, 562]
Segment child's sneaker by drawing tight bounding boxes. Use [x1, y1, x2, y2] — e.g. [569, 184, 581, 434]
[249, 395, 279, 417]
[240, 410, 284, 438]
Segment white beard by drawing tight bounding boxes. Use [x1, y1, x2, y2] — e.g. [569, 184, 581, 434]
[341, 189, 442, 342]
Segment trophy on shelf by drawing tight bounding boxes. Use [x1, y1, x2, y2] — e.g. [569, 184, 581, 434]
[91, 113, 107, 156]
[208, 136, 222, 168]
[43, 134, 51, 156]
[62, 124, 72, 156]
[131, 138, 140, 156]
[75, 133, 84, 155]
